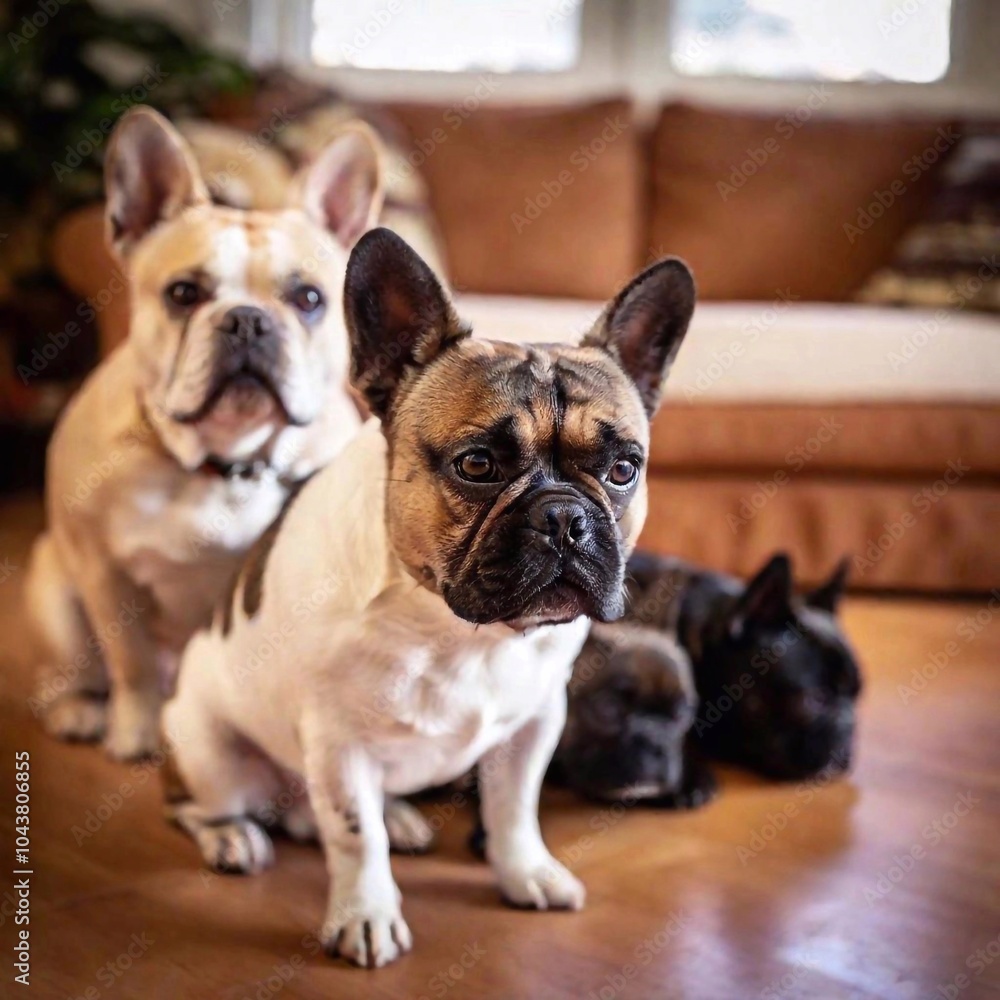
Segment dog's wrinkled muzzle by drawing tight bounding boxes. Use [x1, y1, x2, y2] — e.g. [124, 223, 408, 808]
[444, 485, 625, 627]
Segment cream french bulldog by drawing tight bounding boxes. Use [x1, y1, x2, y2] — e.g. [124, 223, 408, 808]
[162, 228, 695, 967]
[26, 106, 383, 760]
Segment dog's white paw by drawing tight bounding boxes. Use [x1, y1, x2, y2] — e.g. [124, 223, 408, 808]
[196, 818, 275, 875]
[321, 903, 413, 968]
[495, 855, 586, 911]
[384, 798, 435, 854]
[44, 693, 107, 742]
[104, 693, 161, 761]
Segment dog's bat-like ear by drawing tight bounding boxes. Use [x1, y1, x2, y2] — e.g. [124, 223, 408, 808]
[582, 257, 695, 416]
[104, 106, 210, 259]
[729, 553, 794, 635]
[295, 122, 385, 249]
[344, 227, 469, 420]
[805, 557, 850, 614]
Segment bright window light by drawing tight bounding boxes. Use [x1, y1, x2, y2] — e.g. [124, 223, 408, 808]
[670, 0, 952, 83]
[312, 0, 583, 73]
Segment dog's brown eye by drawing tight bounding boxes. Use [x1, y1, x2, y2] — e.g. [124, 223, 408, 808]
[288, 284, 326, 315]
[165, 280, 203, 309]
[608, 458, 639, 487]
[456, 450, 498, 483]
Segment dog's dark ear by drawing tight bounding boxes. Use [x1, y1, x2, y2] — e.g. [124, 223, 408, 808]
[729, 553, 794, 635]
[805, 558, 850, 614]
[295, 122, 385, 248]
[105, 106, 210, 259]
[582, 257, 695, 415]
[344, 228, 468, 419]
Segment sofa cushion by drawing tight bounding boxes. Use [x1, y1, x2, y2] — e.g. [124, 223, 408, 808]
[648, 104, 956, 301]
[641, 475, 998, 594]
[855, 123, 1000, 313]
[645, 402, 999, 479]
[386, 99, 642, 299]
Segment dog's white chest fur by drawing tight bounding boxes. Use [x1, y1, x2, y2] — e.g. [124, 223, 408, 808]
[107, 472, 288, 647]
[338, 595, 588, 794]
[170, 422, 590, 793]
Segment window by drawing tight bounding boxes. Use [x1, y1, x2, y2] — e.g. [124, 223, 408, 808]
[668, 0, 953, 83]
[311, 0, 583, 74]
[240, 0, 992, 110]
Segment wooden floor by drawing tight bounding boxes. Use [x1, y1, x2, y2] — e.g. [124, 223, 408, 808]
[1, 494, 998, 1000]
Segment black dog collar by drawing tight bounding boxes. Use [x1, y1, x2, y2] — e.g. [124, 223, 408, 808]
[198, 455, 271, 482]
[136, 393, 297, 487]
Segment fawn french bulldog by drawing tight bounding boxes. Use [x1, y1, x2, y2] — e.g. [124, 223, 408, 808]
[162, 228, 696, 967]
[26, 106, 383, 760]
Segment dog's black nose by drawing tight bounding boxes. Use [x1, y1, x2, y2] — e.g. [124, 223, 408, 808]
[220, 306, 273, 343]
[528, 495, 589, 548]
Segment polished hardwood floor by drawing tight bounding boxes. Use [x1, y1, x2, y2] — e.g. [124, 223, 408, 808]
[1, 494, 997, 999]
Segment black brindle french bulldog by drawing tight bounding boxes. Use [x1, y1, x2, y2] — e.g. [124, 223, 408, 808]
[624, 550, 862, 780]
[550, 621, 716, 807]
[469, 550, 861, 855]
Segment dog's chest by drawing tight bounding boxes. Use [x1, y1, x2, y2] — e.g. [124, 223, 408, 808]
[365, 619, 589, 794]
[108, 474, 287, 644]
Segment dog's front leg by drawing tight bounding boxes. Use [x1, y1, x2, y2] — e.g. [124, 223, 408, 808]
[479, 691, 586, 911]
[76, 561, 161, 760]
[303, 737, 411, 968]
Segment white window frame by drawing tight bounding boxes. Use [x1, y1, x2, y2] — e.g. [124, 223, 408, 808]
[215, 0, 1000, 116]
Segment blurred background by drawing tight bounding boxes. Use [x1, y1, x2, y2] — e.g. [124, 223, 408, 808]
[1, 0, 997, 596]
[1, 6, 998, 998]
